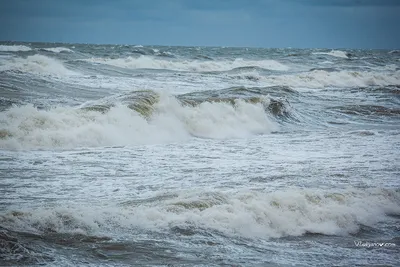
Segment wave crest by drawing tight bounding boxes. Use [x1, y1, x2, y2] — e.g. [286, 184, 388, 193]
[40, 47, 74, 53]
[0, 93, 278, 149]
[0, 45, 31, 52]
[313, 50, 350, 59]
[1, 188, 398, 239]
[85, 56, 289, 72]
[0, 55, 76, 76]
[233, 70, 400, 88]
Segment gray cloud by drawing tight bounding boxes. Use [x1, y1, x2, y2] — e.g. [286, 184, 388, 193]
[0, 0, 399, 48]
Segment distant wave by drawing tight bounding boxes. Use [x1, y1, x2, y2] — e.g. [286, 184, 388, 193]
[0, 45, 31, 52]
[194, 55, 214, 60]
[320, 60, 334, 65]
[309, 67, 339, 72]
[331, 104, 400, 117]
[0, 93, 277, 149]
[313, 50, 350, 59]
[154, 50, 175, 57]
[1, 188, 398, 238]
[0, 54, 77, 76]
[233, 70, 400, 88]
[41, 47, 74, 53]
[84, 56, 289, 72]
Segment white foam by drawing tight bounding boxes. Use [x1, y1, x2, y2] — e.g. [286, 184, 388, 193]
[0, 54, 13, 60]
[42, 47, 74, 53]
[1, 188, 398, 239]
[85, 56, 289, 72]
[0, 45, 32, 52]
[313, 50, 349, 59]
[377, 64, 398, 71]
[236, 70, 400, 88]
[0, 54, 76, 76]
[0, 95, 277, 149]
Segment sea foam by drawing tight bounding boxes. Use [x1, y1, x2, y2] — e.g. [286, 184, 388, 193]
[0, 45, 32, 52]
[41, 47, 74, 53]
[85, 56, 289, 72]
[1, 188, 398, 239]
[313, 50, 350, 59]
[0, 95, 277, 149]
[235, 70, 400, 88]
[0, 54, 76, 76]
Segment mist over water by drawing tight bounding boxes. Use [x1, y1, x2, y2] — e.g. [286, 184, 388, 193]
[0, 42, 399, 266]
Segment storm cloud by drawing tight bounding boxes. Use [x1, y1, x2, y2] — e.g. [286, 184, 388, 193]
[0, 0, 399, 48]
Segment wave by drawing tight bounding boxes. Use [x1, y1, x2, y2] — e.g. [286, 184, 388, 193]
[1, 188, 398, 239]
[154, 51, 175, 58]
[0, 97, 21, 112]
[0, 54, 77, 76]
[320, 60, 334, 65]
[84, 56, 289, 72]
[309, 67, 339, 72]
[234, 70, 400, 88]
[40, 47, 74, 53]
[313, 50, 350, 59]
[0, 45, 31, 52]
[0, 93, 277, 149]
[331, 105, 400, 116]
[194, 55, 214, 60]
[177, 86, 292, 117]
[0, 228, 52, 265]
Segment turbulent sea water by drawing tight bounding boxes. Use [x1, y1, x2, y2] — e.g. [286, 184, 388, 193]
[0, 42, 399, 266]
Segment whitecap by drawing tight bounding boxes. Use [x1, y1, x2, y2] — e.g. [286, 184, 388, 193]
[84, 56, 289, 72]
[0, 45, 32, 52]
[0, 95, 277, 149]
[42, 47, 74, 53]
[0, 54, 77, 76]
[313, 50, 350, 59]
[234, 70, 400, 88]
[1, 188, 398, 239]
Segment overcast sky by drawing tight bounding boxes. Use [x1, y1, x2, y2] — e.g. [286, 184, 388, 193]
[0, 0, 399, 49]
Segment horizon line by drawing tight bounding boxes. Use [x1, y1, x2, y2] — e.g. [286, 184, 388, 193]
[0, 40, 398, 51]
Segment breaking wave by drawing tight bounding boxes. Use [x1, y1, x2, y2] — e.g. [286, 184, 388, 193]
[0, 54, 77, 76]
[313, 50, 350, 59]
[234, 70, 400, 88]
[0, 93, 278, 149]
[1, 188, 399, 239]
[84, 56, 289, 72]
[41, 47, 74, 53]
[0, 45, 31, 52]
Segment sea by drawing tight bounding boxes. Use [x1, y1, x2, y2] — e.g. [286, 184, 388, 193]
[0, 42, 399, 267]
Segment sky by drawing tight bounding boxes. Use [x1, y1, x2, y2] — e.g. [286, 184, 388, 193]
[0, 0, 399, 49]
